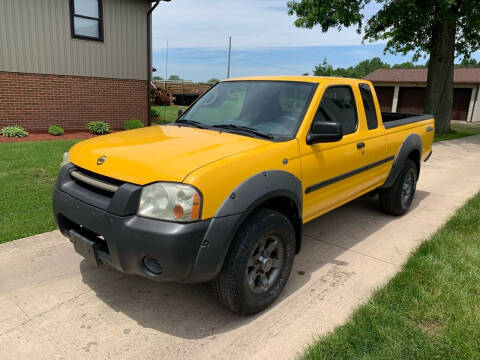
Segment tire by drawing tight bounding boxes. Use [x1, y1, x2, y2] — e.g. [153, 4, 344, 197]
[211, 209, 296, 315]
[379, 159, 418, 216]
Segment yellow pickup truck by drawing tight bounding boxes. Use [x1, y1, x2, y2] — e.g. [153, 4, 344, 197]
[53, 76, 434, 314]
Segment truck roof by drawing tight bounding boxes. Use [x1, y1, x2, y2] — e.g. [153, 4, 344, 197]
[223, 75, 370, 84]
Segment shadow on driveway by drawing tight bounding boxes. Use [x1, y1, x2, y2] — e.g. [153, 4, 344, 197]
[79, 191, 430, 339]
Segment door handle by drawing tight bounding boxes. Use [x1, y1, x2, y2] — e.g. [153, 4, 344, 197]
[357, 142, 365, 149]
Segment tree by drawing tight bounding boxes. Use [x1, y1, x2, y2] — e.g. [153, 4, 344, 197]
[168, 74, 181, 81]
[287, 0, 480, 133]
[391, 62, 426, 69]
[208, 78, 220, 83]
[457, 58, 480, 68]
[313, 57, 391, 78]
[152, 76, 163, 81]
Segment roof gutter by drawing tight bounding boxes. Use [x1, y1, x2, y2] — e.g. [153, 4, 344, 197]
[147, 1, 169, 126]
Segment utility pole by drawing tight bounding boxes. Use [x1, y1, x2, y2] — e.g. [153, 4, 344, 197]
[227, 36, 231, 79]
[164, 40, 169, 89]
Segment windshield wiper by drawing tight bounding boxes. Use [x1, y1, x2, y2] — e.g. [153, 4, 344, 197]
[211, 124, 274, 139]
[175, 119, 209, 129]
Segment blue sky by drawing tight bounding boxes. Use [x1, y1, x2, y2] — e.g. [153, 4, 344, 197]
[150, 0, 474, 82]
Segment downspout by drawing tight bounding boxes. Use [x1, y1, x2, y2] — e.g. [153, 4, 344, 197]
[147, 1, 161, 127]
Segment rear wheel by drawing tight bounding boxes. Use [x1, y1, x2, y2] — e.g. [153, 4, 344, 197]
[211, 209, 295, 315]
[379, 159, 418, 216]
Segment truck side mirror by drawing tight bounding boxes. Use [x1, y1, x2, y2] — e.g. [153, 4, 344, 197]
[306, 121, 343, 145]
[177, 109, 185, 117]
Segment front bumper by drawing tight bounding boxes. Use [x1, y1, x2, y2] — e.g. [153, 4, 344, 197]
[53, 164, 242, 283]
[53, 187, 211, 281]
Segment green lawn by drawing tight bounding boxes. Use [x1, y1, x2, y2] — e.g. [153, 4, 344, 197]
[1, 120, 479, 244]
[0, 140, 78, 243]
[152, 105, 187, 124]
[302, 192, 480, 360]
[434, 122, 480, 142]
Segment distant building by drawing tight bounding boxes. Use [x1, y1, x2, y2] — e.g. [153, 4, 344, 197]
[0, 0, 156, 131]
[364, 68, 480, 122]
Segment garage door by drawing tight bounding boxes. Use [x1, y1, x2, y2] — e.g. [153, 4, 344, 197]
[452, 88, 472, 120]
[397, 87, 426, 115]
[374, 86, 394, 112]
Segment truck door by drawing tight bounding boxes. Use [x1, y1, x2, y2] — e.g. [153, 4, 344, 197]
[356, 83, 390, 187]
[300, 84, 371, 222]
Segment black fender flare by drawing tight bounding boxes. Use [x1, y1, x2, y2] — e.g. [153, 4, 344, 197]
[381, 133, 422, 189]
[215, 170, 303, 218]
[184, 170, 303, 283]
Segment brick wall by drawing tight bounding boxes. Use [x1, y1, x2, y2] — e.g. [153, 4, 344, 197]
[0, 71, 148, 132]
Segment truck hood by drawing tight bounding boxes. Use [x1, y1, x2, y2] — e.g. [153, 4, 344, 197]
[69, 125, 267, 185]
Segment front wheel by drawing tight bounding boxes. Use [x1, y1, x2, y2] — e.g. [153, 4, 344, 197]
[211, 209, 296, 315]
[379, 159, 418, 216]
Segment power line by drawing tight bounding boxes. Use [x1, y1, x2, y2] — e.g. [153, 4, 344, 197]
[233, 57, 304, 74]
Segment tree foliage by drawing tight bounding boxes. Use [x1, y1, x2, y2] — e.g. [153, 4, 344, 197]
[313, 57, 430, 78]
[287, 0, 480, 133]
[288, 0, 480, 61]
[168, 74, 182, 81]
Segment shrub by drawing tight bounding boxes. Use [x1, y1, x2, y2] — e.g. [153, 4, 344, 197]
[151, 109, 160, 118]
[1, 125, 29, 138]
[87, 121, 111, 135]
[124, 119, 144, 130]
[48, 125, 64, 136]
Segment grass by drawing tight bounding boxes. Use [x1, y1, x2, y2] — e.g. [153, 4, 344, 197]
[152, 105, 187, 124]
[1, 120, 479, 244]
[434, 122, 480, 142]
[0, 140, 78, 243]
[302, 192, 480, 360]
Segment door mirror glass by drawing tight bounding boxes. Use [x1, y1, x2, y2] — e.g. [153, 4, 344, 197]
[307, 121, 343, 145]
[177, 109, 185, 117]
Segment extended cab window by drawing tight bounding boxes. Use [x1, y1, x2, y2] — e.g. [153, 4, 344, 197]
[359, 83, 379, 130]
[70, 0, 103, 41]
[313, 86, 357, 135]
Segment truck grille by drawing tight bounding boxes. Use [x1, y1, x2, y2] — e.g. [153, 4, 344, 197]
[71, 170, 119, 193]
[69, 167, 125, 198]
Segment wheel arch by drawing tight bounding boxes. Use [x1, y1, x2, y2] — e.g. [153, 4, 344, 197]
[235, 192, 302, 254]
[215, 170, 303, 255]
[185, 171, 303, 283]
[382, 133, 422, 189]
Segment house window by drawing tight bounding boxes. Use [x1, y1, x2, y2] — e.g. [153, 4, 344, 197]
[70, 0, 103, 41]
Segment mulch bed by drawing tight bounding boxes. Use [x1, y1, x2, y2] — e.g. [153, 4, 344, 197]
[0, 131, 100, 143]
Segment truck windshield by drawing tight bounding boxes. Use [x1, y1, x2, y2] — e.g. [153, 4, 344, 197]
[176, 81, 316, 138]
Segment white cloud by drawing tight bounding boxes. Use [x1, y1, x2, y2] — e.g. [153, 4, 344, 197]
[151, 0, 367, 51]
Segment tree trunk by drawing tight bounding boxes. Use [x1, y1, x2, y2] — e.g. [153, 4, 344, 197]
[424, 18, 456, 133]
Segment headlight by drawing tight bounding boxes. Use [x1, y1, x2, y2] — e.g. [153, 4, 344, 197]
[60, 152, 70, 167]
[138, 183, 202, 222]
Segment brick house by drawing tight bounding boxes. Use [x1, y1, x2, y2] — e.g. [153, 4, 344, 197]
[364, 68, 480, 122]
[0, 0, 160, 132]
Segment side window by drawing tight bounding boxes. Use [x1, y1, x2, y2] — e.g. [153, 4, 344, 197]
[313, 86, 357, 135]
[359, 83, 378, 130]
[70, 0, 103, 41]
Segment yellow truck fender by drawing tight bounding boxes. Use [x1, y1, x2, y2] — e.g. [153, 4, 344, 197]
[185, 170, 302, 283]
[381, 133, 422, 189]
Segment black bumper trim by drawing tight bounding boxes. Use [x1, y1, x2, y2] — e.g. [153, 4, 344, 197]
[53, 187, 213, 282]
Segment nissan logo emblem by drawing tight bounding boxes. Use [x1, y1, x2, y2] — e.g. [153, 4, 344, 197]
[97, 155, 107, 165]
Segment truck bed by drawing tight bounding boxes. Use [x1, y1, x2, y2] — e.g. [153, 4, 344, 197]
[382, 112, 433, 129]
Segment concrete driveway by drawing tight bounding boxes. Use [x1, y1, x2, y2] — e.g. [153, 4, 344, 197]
[1, 136, 480, 360]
